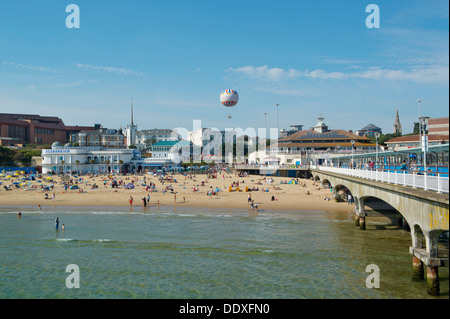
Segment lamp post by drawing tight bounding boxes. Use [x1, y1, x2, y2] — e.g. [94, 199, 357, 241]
[374, 132, 380, 170]
[351, 140, 355, 169]
[419, 116, 429, 173]
[336, 144, 341, 167]
[274, 104, 280, 134]
[417, 99, 422, 148]
[264, 112, 267, 138]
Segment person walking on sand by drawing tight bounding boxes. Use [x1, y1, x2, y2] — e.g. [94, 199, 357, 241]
[52, 193, 55, 202]
[248, 193, 252, 205]
[347, 194, 353, 204]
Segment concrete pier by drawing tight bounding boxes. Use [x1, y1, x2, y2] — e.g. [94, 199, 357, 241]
[426, 267, 440, 296]
[354, 214, 360, 226]
[410, 247, 448, 296]
[359, 215, 366, 230]
[412, 256, 424, 281]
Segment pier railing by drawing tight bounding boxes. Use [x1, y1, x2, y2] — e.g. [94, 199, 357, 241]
[315, 165, 449, 194]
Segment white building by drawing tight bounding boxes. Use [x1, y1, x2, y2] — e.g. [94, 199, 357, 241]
[187, 128, 237, 147]
[135, 129, 180, 148]
[76, 128, 124, 148]
[41, 142, 138, 174]
[150, 140, 192, 164]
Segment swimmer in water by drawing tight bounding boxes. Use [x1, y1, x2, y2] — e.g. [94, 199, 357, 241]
[55, 217, 60, 230]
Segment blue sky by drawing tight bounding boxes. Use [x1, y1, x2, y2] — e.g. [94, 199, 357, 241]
[0, 0, 448, 135]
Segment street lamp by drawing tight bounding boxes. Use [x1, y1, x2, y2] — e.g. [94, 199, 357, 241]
[336, 144, 341, 167]
[274, 104, 280, 133]
[263, 112, 267, 138]
[351, 140, 356, 168]
[417, 99, 423, 148]
[419, 116, 429, 172]
[374, 132, 380, 170]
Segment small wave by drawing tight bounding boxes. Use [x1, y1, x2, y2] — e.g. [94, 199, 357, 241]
[56, 238, 77, 243]
[93, 239, 113, 243]
[261, 249, 275, 254]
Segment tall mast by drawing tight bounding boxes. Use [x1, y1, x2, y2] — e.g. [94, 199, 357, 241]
[131, 98, 134, 126]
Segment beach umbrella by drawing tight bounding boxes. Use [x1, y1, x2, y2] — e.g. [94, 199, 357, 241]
[6, 175, 12, 178]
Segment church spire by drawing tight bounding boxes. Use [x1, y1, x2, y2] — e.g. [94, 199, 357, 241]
[393, 108, 402, 134]
[131, 98, 134, 126]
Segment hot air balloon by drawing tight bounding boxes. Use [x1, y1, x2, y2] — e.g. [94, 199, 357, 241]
[220, 89, 239, 107]
[220, 89, 239, 119]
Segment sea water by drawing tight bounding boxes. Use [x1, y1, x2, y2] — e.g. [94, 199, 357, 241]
[0, 205, 448, 299]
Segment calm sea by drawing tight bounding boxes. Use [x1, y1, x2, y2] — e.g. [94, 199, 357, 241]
[0, 205, 448, 299]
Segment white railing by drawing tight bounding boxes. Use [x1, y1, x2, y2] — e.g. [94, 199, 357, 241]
[315, 165, 449, 194]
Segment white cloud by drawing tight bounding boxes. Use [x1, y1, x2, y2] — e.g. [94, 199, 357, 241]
[75, 63, 144, 76]
[54, 79, 99, 88]
[228, 64, 449, 84]
[227, 65, 289, 81]
[2, 61, 58, 73]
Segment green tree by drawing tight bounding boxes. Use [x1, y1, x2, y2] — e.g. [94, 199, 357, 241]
[370, 132, 402, 146]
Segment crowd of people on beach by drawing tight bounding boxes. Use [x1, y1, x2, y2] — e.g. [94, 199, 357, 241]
[6, 166, 356, 226]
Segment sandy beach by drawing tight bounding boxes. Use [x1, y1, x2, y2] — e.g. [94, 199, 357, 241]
[0, 171, 353, 214]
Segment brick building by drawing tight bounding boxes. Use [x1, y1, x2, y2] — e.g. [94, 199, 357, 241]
[0, 113, 67, 146]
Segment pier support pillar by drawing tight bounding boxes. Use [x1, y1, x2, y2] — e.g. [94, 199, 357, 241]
[354, 213, 360, 226]
[412, 256, 424, 281]
[426, 266, 440, 296]
[359, 215, 366, 230]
